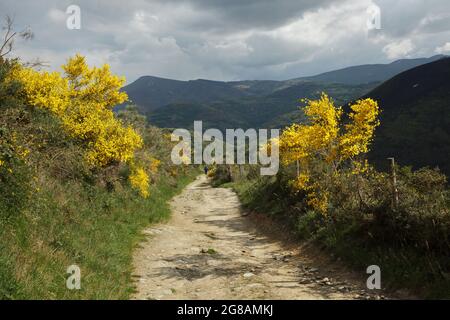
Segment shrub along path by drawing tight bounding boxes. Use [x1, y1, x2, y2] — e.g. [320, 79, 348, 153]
[132, 175, 397, 300]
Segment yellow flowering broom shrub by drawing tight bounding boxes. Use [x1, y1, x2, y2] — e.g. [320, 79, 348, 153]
[278, 93, 380, 214]
[9, 54, 151, 197]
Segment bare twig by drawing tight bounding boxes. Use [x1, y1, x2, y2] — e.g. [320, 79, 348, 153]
[0, 15, 34, 58]
[23, 58, 50, 69]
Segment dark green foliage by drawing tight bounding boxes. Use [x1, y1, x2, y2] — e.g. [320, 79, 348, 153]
[0, 133, 30, 218]
[0, 58, 22, 109]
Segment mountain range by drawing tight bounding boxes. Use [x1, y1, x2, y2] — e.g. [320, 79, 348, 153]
[120, 55, 449, 176]
[121, 55, 445, 130]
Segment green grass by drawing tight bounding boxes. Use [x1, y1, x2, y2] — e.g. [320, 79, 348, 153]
[0, 171, 197, 300]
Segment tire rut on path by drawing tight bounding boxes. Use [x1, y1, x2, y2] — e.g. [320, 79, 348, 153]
[132, 175, 385, 300]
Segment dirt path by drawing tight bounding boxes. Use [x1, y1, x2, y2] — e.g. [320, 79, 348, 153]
[132, 175, 387, 300]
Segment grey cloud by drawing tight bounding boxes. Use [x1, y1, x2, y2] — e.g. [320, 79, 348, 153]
[154, 0, 335, 31]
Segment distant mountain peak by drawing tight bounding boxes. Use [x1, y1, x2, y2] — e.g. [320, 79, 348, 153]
[297, 55, 447, 85]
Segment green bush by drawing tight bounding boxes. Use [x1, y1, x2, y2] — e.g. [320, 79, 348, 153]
[225, 162, 450, 298]
[210, 165, 232, 187]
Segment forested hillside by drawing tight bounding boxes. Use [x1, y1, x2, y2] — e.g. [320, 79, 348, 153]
[364, 57, 450, 177]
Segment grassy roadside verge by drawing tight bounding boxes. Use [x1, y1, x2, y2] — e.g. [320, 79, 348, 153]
[224, 177, 450, 299]
[1, 51, 202, 299]
[0, 170, 198, 300]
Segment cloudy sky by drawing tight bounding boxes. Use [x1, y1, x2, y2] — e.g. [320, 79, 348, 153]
[1, 0, 450, 83]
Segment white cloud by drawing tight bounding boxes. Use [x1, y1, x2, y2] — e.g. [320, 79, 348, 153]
[382, 39, 414, 59]
[47, 8, 66, 23]
[435, 42, 450, 53]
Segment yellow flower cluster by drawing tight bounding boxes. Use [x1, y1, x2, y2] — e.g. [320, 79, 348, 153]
[290, 172, 310, 190]
[149, 157, 161, 175]
[339, 98, 380, 160]
[306, 188, 329, 214]
[129, 166, 150, 198]
[278, 93, 380, 214]
[279, 94, 342, 166]
[62, 55, 128, 109]
[11, 67, 69, 114]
